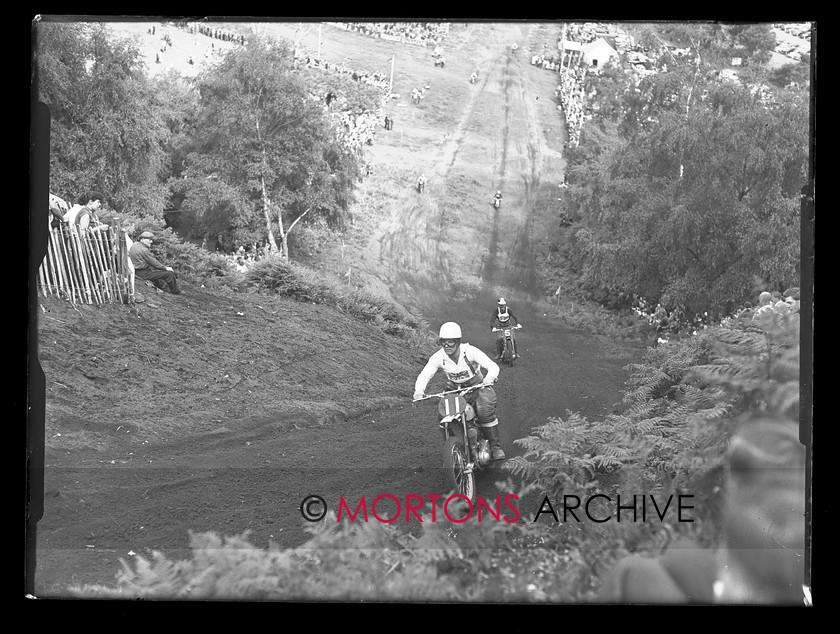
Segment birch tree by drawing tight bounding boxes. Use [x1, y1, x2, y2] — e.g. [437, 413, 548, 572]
[185, 36, 354, 259]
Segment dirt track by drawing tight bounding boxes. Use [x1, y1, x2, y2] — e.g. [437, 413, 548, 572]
[32, 22, 642, 596]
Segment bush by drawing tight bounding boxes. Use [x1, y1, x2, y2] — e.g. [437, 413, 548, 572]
[70, 503, 602, 602]
[508, 314, 800, 548]
[244, 256, 429, 340]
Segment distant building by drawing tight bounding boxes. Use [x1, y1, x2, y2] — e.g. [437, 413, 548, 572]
[581, 37, 618, 69]
[559, 39, 584, 71]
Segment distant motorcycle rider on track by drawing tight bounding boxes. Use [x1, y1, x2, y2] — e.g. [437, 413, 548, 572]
[413, 322, 506, 461]
[491, 297, 521, 360]
[493, 191, 503, 209]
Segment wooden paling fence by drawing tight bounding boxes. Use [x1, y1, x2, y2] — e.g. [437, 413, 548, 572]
[38, 224, 133, 305]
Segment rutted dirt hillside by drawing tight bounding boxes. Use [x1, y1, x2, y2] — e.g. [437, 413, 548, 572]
[32, 20, 644, 596]
[34, 287, 438, 594]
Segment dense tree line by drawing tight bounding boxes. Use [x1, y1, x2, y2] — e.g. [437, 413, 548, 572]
[35, 23, 173, 217]
[34, 21, 808, 303]
[559, 24, 808, 318]
[34, 23, 372, 259]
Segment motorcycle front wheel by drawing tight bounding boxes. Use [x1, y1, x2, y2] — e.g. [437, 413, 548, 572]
[502, 340, 514, 367]
[442, 437, 476, 502]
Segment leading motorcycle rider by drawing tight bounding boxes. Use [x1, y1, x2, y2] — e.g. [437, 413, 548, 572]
[413, 321, 506, 461]
[490, 297, 521, 360]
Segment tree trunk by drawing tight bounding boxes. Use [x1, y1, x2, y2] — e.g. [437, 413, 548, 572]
[260, 175, 281, 256]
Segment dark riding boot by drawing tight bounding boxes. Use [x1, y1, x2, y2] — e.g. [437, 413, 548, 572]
[484, 424, 506, 461]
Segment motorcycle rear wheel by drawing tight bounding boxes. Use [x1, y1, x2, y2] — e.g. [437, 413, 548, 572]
[443, 437, 476, 502]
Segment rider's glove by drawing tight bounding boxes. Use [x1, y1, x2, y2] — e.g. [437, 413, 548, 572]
[413, 391, 425, 401]
[481, 379, 495, 388]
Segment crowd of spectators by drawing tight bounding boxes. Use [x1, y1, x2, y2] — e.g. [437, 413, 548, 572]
[739, 289, 802, 323]
[564, 22, 636, 50]
[329, 109, 382, 154]
[175, 22, 247, 46]
[297, 55, 390, 92]
[629, 288, 801, 344]
[224, 243, 272, 272]
[555, 65, 589, 147]
[133, 22, 244, 74]
[531, 54, 560, 71]
[295, 54, 392, 153]
[330, 22, 450, 48]
[550, 23, 655, 149]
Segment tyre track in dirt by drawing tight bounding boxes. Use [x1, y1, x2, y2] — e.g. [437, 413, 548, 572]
[373, 49, 510, 308]
[482, 39, 544, 300]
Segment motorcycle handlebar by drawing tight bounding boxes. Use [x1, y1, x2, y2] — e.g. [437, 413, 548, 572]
[412, 383, 486, 403]
[491, 325, 522, 331]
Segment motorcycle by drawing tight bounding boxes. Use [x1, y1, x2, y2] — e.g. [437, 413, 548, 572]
[492, 324, 522, 367]
[413, 384, 494, 502]
[493, 196, 501, 210]
[469, 74, 477, 85]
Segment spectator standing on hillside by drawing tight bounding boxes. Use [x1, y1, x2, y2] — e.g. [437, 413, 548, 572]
[753, 291, 776, 321]
[736, 301, 754, 320]
[49, 193, 69, 228]
[129, 231, 181, 294]
[652, 303, 668, 331]
[63, 191, 108, 235]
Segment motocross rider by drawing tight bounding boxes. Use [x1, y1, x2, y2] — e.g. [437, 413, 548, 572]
[490, 297, 521, 360]
[493, 191, 503, 206]
[413, 322, 506, 461]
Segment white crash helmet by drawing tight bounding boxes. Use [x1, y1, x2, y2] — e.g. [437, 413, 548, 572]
[439, 322, 462, 339]
[497, 297, 507, 306]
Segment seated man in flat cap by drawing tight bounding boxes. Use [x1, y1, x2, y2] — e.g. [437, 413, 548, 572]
[129, 231, 181, 295]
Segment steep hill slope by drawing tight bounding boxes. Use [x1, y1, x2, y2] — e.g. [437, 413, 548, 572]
[34, 286, 434, 594]
[32, 20, 644, 596]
